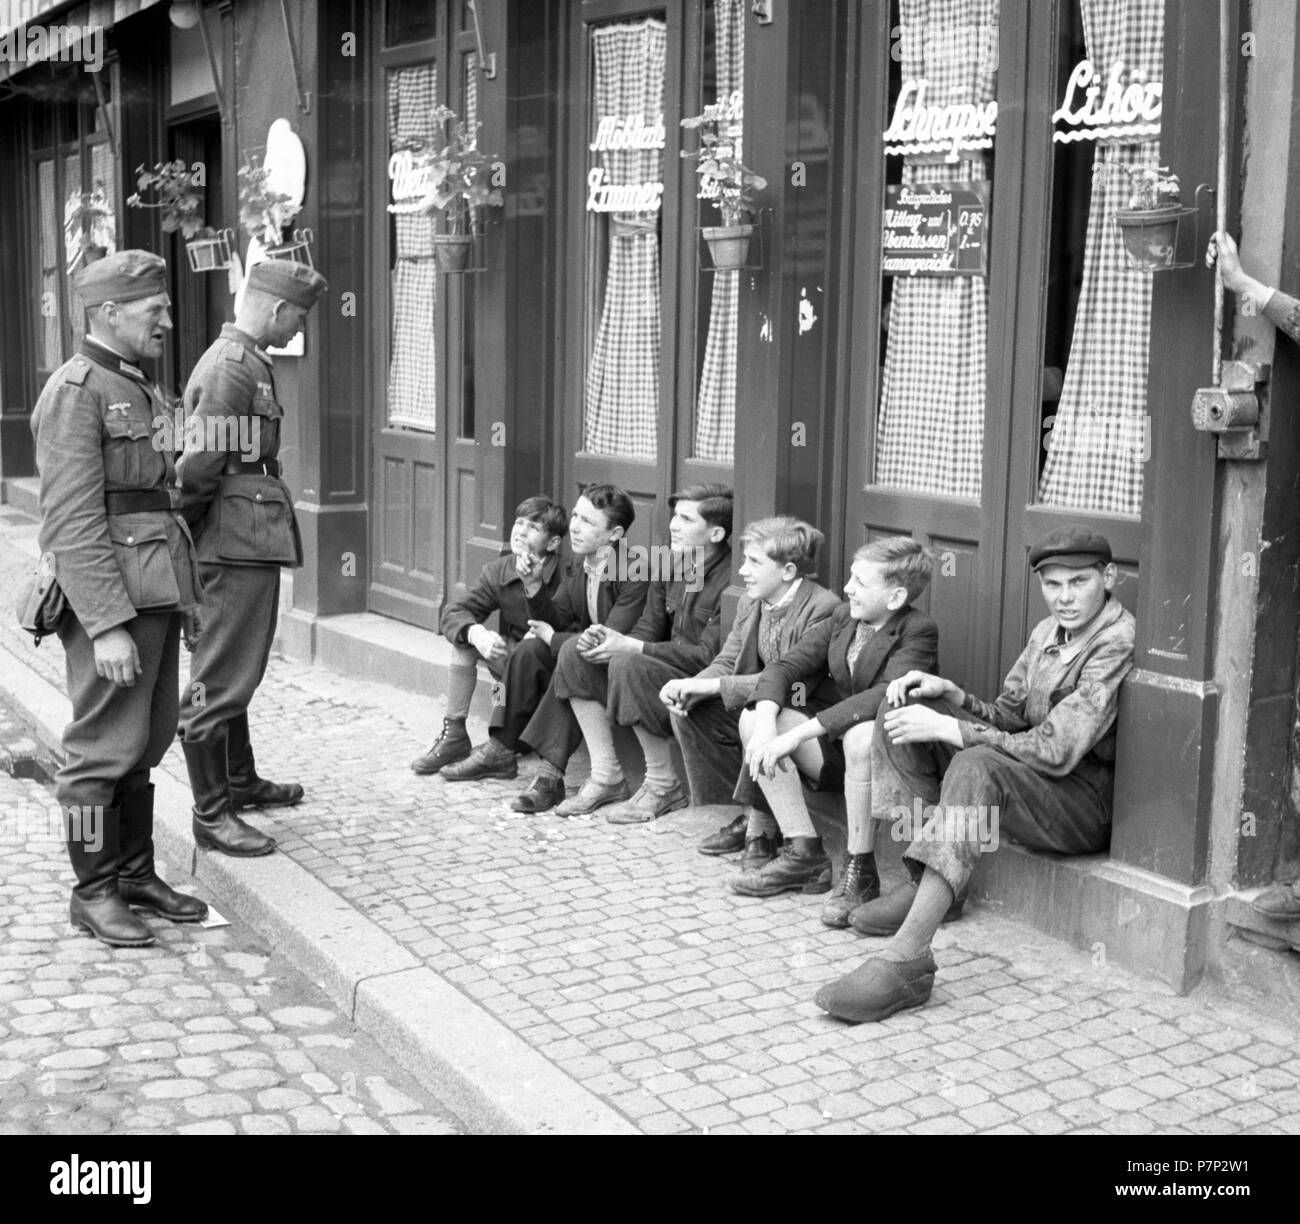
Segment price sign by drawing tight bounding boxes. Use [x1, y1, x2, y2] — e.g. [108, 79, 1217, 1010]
[882, 181, 989, 278]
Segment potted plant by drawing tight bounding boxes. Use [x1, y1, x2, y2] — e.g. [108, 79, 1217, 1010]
[237, 158, 296, 248]
[681, 101, 766, 270]
[1115, 165, 1185, 270]
[126, 160, 232, 272]
[394, 104, 503, 273]
[63, 185, 115, 268]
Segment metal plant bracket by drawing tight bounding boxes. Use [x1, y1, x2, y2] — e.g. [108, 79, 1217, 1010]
[277, 0, 311, 113]
[468, 0, 498, 79]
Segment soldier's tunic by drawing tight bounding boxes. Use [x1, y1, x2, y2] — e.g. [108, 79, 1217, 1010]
[31, 337, 200, 807]
[177, 324, 301, 740]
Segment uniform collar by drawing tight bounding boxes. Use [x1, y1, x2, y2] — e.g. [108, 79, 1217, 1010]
[219, 323, 273, 365]
[80, 336, 152, 385]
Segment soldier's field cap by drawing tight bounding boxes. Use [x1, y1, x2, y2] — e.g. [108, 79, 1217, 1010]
[246, 259, 328, 309]
[1030, 526, 1113, 571]
[72, 250, 167, 307]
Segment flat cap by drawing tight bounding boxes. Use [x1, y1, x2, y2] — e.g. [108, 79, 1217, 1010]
[246, 259, 328, 309]
[72, 249, 167, 307]
[1029, 526, 1113, 571]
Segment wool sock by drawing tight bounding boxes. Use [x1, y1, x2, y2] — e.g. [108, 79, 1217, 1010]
[756, 765, 817, 839]
[634, 727, 677, 791]
[535, 759, 563, 781]
[880, 868, 954, 961]
[571, 698, 623, 785]
[845, 766, 876, 855]
[445, 646, 481, 721]
[744, 805, 778, 838]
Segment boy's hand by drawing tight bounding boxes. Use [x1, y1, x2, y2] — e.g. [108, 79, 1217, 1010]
[581, 627, 640, 663]
[660, 677, 712, 714]
[525, 618, 555, 647]
[882, 704, 963, 747]
[468, 624, 508, 662]
[575, 623, 605, 654]
[514, 550, 545, 596]
[747, 728, 801, 781]
[885, 670, 952, 708]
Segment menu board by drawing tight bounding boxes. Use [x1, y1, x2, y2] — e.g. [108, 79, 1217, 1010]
[882, 181, 989, 277]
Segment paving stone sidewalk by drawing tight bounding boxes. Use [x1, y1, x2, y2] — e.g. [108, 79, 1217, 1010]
[0, 714, 461, 1135]
[2, 507, 1299, 1135]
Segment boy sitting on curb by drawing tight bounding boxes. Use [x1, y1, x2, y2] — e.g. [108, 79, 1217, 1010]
[815, 526, 1135, 1024]
[658, 517, 841, 863]
[738, 538, 938, 919]
[410, 496, 567, 776]
[528, 485, 734, 821]
[462, 485, 648, 810]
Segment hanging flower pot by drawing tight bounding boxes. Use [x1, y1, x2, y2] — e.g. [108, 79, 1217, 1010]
[185, 227, 235, 273]
[1115, 206, 1185, 271]
[433, 233, 475, 273]
[701, 222, 755, 270]
[265, 228, 316, 269]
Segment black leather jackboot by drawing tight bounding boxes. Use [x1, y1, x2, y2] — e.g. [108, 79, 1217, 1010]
[183, 728, 277, 856]
[226, 712, 304, 810]
[116, 781, 208, 921]
[66, 801, 155, 946]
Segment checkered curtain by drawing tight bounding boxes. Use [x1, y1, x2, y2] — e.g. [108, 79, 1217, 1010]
[1038, 0, 1164, 516]
[387, 63, 439, 432]
[692, 0, 745, 466]
[873, 0, 998, 500]
[584, 20, 667, 460]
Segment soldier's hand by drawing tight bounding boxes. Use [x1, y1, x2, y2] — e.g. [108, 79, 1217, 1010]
[93, 627, 142, 688]
[182, 610, 201, 652]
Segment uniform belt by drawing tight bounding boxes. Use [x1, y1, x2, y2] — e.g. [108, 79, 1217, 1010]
[223, 458, 281, 477]
[104, 488, 176, 514]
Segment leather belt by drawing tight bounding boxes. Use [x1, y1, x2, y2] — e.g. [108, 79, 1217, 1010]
[223, 457, 281, 477]
[104, 488, 176, 514]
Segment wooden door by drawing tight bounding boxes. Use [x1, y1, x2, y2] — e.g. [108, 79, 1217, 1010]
[562, 0, 737, 550]
[369, 1, 466, 630]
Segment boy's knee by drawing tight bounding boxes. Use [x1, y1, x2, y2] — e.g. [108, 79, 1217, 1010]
[842, 720, 875, 763]
[450, 643, 480, 667]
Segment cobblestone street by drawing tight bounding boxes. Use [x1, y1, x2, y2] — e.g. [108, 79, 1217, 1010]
[0, 737, 462, 1136]
[2, 511, 1300, 1135]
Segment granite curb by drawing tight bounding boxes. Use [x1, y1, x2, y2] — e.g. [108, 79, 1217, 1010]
[0, 636, 640, 1135]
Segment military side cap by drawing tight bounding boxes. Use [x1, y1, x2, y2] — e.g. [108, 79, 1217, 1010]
[72, 249, 167, 307]
[246, 259, 328, 308]
[1030, 526, 1113, 571]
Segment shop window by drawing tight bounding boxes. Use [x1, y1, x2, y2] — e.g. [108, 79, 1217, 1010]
[582, 17, 668, 462]
[387, 0, 438, 47]
[27, 75, 119, 378]
[872, 0, 998, 502]
[385, 61, 440, 432]
[691, 0, 745, 467]
[1037, 0, 1164, 518]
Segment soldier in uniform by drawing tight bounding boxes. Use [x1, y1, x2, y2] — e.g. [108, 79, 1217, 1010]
[176, 259, 327, 856]
[32, 250, 207, 947]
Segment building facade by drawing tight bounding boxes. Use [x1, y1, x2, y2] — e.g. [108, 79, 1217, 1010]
[1, 0, 1297, 988]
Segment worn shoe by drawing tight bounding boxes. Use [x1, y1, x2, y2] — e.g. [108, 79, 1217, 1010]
[439, 739, 519, 781]
[814, 950, 937, 1023]
[848, 879, 964, 936]
[1252, 880, 1300, 920]
[729, 836, 830, 897]
[410, 718, 472, 775]
[739, 833, 780, 872]
[555, 777, 631, 817]
[511, 773, 567, 813]
[698, 812, 748, 856]
[821, 853, 881, 929]
[605, 781, 690, 825]
[226, 713, 304, 809]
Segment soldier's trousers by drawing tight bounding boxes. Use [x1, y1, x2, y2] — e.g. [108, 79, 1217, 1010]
[56, 611, 181, 808]
[179, 562, 279, 740]
[873, 698, 1110, 896]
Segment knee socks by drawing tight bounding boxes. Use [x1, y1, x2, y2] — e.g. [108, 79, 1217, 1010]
[634, 726, 677, 791]
[571, 698, 623, 785]
[445, 646, 481, 722]
[756, 765, 817, 839]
